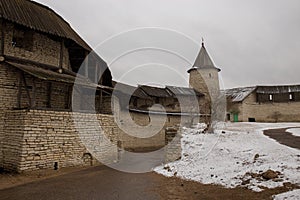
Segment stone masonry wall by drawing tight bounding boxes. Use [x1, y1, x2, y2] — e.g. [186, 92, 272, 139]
[2, 109, 186, 172]
[0, 64, 20, 169]
[3, 21, 71, 70]
[241, 93, 300, 122]
[3, 110, 118, 172]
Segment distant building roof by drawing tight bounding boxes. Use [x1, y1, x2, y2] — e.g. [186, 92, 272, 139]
[188, 42, 220, 73]
[139, 85, 172, 98]
[225, 86, 257, 102]
[112, 81, 150, 99]
[0, 0, 91, 51]
[166, 86, 204, 97]
[256, 85, 300, 94]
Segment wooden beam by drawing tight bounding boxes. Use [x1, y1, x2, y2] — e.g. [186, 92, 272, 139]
[0, 19, 4, 55]
[21, 72, 32, 108]
[95, 62, 99, 84]
[100, 89, 103, 108]
[5, 55, 78, 76]
[47, 82, 52, 108]
[84, 51, 89, 78]
[32, 78, 36, 108]
[59, 40, 64, 69]
[66, 85, 73, 110]
[17, 71, 23, 108]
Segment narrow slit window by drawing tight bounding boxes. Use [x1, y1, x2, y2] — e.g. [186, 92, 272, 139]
[269, 94, 273, 101]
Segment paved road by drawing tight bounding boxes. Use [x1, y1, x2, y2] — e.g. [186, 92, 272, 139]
[264, 127, 300, 150]
[1, 164, 292, 200]
[0, 165, 160, 200]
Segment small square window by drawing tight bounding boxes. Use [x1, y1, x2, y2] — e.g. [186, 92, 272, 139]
[12, 26, 34, 51]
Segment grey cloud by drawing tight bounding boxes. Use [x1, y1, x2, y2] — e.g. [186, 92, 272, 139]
[36, 0, 300, 88]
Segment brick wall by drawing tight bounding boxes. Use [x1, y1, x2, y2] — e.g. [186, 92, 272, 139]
[3, 110, 119, 172]
[227, 92, 300, 122]
[2, 108, 188, 172]
[3, 22, 70, 70]
[165, 127, 182, 162]
[242, 93, 300, 122]
[0, 64, 20, 169]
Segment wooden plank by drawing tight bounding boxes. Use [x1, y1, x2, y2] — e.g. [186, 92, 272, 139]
[17, 71, 23, 108]
[32, 78, 36, 108]
[21, 72, 32, 108]
[66, 85, 73, 110]
[46, 82, 52, 108]
[84, 51, 89, 78]
[0, 19, 4, 55]
[95, 62, 99, 84]
[59, 40, 64, 68]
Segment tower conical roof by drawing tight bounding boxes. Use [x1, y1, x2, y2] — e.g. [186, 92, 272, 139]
[188, 41, 221, 73]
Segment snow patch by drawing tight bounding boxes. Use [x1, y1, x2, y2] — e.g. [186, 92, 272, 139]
[155, 122, 300, 192]
[273, 189, 300, 200]
[287, 128, 300, 137]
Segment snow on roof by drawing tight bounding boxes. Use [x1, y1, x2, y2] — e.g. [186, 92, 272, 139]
[225, 86, 257, 102]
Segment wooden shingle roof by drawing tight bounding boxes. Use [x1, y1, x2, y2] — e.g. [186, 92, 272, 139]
[112, 82, 150, 99]
[139, 85, 173, 98]
[166, 86, 204, 97]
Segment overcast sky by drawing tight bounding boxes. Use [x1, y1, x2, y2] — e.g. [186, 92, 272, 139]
[36, 0, 300, 89]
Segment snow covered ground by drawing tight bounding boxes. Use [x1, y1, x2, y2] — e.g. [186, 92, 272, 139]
[287, 128, 300, 137]
[155, 122, 300, 193]
[273, 189, 300, 200]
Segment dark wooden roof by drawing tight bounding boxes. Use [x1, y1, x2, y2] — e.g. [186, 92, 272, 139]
[256, 85, 300, 94]
[112, 81, 150, 99]
[166, 86, 204, 97]
[6, 61, 112, 90]
[139, 85, 172, 98]
[0, 0, 91, 51]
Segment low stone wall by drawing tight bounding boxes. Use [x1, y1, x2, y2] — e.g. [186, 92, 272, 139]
[3, 110, 118, 172]
[165, 127, 182, 163]
[2, 109, 186, 172]
[239, 93, 300, 122]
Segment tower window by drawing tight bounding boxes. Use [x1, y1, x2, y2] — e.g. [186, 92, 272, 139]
[209, 73, 212, 78]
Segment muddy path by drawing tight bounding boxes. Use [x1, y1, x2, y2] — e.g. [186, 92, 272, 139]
[264, 127, 300, 150]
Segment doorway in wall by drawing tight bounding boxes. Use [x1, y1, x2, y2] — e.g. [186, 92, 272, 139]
[233, 113, 239, 122]
[227, 113, 230, 121]
[248, 118, 256, 122]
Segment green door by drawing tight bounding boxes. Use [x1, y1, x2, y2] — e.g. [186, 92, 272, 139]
[233, 114, 239, 122]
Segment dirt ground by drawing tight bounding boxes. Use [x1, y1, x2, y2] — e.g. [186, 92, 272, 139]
[0, 165, 298, 200]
